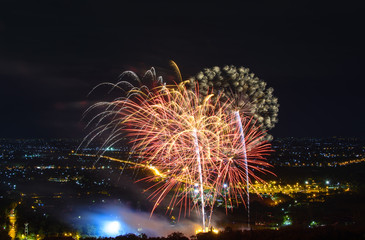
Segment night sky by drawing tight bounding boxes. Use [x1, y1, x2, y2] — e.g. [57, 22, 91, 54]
[0, 1, 364, 138]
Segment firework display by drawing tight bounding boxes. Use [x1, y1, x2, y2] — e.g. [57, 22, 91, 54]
[83, 68, 273, 229]
[186, 65, 279, 227]
[187, 65, 279, 133]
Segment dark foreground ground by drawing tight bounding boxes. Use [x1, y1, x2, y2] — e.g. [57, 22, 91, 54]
[18, 226, 361, 240]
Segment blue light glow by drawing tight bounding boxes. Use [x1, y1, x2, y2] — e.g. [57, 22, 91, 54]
[103, 221, 122, 236]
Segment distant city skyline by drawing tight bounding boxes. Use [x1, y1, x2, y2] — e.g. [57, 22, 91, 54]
[1, 136, 364, 238]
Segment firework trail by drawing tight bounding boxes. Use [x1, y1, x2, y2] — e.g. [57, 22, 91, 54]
[82, 68, 273, 230]
[79, 67, 164, 158]
[192, 128, 206, 229]
[235, 111, 250, 229]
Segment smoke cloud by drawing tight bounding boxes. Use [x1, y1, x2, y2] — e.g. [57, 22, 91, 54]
[69, 204, 203, 237]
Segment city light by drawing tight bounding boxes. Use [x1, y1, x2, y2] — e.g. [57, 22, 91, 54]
[195, 227, 219, 234]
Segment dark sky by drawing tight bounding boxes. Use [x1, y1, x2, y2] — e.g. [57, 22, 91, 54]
[0, 1, 364, 138]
